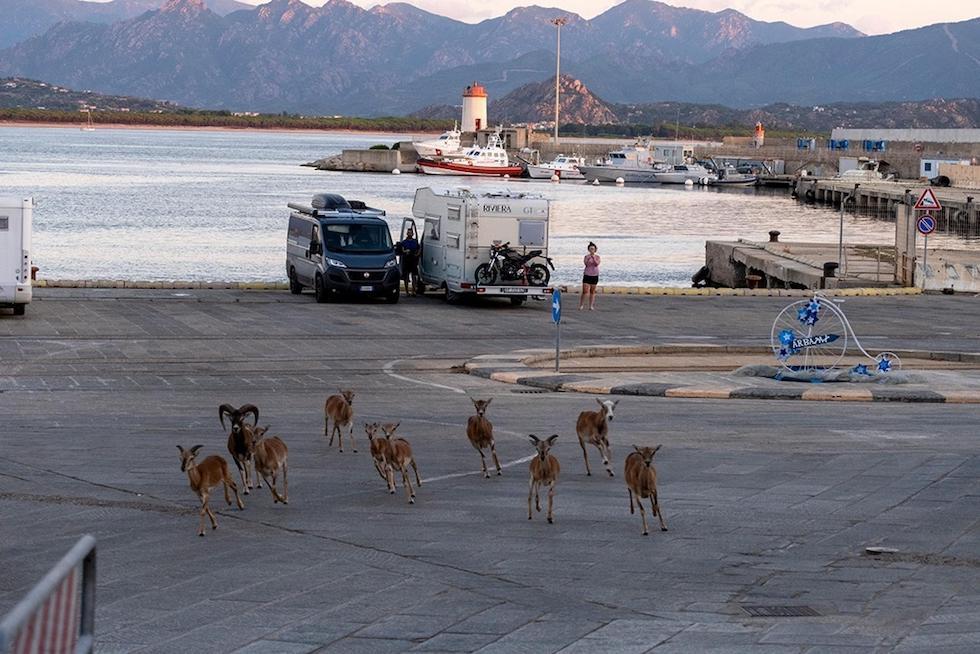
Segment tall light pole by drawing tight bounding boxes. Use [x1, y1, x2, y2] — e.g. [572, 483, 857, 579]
[550, 17, 567, 144]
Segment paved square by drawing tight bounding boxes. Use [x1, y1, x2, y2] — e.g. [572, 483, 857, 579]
[1, 290, 978, 652]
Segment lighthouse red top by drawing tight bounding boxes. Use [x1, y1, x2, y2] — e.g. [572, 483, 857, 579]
[463, 82, 487, 98]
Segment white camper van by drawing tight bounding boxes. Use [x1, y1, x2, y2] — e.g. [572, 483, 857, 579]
[404, 187, 554, 305]
[0, 197, 32, 316]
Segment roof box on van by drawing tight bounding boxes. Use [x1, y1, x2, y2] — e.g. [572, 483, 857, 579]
[311, 193, 352, 211]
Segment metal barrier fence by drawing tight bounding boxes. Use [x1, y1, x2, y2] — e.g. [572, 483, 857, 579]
[935, 204, 980, 241]
[0, 536, 96, 654]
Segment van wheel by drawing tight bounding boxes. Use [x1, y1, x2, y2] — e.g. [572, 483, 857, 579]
[385, 289, 400, 304]
[13, 304, 26, 316]
[510, 297, 526, 307]
[314, 274, 328, 304]
[445, 287, 461, 305]
[288, 269, 303, 295]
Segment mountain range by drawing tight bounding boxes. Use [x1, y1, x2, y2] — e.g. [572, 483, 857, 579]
[0, 0, 977, 115]
[417, 75, 980, 130]
[0, 0, 249, 49]
[6, 73, 979, 132]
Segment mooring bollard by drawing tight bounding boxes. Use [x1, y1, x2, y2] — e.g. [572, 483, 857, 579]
[821, 262, 839, 288]
[768, 230, 780, 243]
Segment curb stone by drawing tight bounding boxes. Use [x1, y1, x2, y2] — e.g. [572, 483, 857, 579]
[464, 344, 980, 404]
[35, 279, 920, 296]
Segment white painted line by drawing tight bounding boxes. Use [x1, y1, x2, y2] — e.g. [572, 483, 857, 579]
[422, 454, 535, 484]
[383, 358, 467, 394]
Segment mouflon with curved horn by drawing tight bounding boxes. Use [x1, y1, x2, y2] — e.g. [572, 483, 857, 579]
[219, 403, 261, 493]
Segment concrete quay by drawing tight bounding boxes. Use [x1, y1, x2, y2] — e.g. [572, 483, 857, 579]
[795, 178, 979, 219]
[2, 289, 979, 653]
[704, 240, 898, 289]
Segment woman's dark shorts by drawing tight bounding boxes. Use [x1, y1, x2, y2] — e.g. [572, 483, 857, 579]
[582, 274, 599, 285]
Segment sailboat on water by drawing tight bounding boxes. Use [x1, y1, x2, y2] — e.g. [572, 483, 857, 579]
[80, 107, 95, 132]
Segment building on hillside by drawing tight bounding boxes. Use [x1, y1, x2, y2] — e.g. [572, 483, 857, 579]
[831, 128, 980, 144]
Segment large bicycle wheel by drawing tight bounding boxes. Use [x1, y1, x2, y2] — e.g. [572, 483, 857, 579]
[474, 263, 496, 286]
[770, 297, 848, 373]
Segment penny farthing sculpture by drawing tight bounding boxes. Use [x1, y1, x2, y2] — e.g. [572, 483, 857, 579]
[770, 294, 900, 377]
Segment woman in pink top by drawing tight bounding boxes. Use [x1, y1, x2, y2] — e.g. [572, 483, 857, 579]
[580, 241, 600, 310]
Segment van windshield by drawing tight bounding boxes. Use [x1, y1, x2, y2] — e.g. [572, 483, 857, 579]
[323, 223, 393, 253]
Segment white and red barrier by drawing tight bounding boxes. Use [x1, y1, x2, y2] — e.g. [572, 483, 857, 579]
[0, 536, 95, 654]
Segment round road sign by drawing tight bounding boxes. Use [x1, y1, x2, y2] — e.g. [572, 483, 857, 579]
[916, 214, 937, 236]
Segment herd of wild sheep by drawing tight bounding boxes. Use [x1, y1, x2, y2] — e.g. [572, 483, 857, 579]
[177, 393, 667, 537]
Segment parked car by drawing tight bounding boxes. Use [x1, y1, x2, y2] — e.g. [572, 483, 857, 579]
[285, 193, 400, 303]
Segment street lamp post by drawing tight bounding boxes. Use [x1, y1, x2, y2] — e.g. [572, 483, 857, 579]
[550, 17, 567, 145]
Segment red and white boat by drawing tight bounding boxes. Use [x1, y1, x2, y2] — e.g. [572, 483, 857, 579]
[416, 130, 523, 177]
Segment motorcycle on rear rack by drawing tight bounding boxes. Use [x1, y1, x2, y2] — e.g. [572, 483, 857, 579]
[474, 241, 554, 287]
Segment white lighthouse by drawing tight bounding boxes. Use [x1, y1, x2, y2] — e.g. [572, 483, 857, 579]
[461, 82, 488, 133]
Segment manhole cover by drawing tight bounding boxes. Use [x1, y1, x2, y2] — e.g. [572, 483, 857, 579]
[741, 606, 820, 618]
[511, 388, 550, 394]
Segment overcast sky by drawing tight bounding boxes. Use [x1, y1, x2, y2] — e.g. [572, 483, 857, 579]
[224, 0, 978, 35]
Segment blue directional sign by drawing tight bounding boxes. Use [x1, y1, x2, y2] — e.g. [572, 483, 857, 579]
[916, 214, 937, 236]
[552, 289, 561, 324]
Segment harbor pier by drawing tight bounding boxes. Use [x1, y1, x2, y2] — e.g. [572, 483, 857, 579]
[794, 178, 980, 238]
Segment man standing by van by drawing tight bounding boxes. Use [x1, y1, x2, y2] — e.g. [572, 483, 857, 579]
[397, 227, 421, 296]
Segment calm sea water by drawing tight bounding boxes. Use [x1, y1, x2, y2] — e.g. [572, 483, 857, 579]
[0, 125, 907, 285]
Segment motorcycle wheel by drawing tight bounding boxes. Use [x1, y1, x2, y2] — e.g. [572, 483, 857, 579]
[500, 263, 520, 283]
[475, 263, 497, 286]
[528, 263, 550, 286]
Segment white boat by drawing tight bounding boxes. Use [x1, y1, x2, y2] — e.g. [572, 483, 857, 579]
[576, 143, 665, 183]
[701, 166, 758, 187]
[80, 107, 95, 132]
[416, 129, 523, 177]
[526, 154, 586, 180]
[656, 163, 713, 184]
[837, 158, 892, 181]
[412, 122, 461, 158]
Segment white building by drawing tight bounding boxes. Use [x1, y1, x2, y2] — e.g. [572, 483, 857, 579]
[831, 128, 980, 144]
[920, 158, 971, 178]
[650, 142, 695, 165]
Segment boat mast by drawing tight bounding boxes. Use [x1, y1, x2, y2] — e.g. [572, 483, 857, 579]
[550, 17, 567, 145]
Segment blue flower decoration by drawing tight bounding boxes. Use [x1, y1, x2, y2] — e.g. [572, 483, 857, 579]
[779, 329, 795, 346]
[852, 364, 869, 375]
[797, 300, 821, 326]
[877, 357, 892, 373]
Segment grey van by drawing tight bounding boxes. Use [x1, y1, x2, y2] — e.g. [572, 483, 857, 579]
[285, 194, 400, 303]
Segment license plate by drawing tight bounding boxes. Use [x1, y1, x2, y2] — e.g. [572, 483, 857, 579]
[359, 285, 374, 292]
[500, 287, 528, 294]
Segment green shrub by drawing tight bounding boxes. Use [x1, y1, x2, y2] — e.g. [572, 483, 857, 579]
[369, 144, 389, 150]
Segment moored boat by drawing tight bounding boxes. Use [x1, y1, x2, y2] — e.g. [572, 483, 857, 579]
[412, 123, 462, 158]
[416, 130, 523, 177]
[702, 167, 758, 187]
[656, 163, 713, 185]
[526, 155, 586, 180]
[576, 142, 665, 183]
